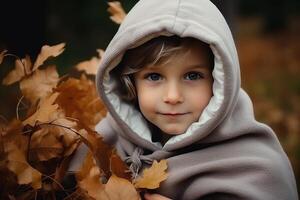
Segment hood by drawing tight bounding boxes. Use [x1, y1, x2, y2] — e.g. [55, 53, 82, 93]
[96, 0, 241, 151]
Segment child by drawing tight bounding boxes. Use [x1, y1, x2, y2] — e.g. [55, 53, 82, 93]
[95, 0, 298, 199]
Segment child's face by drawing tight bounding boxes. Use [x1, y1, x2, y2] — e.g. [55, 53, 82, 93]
[134, 43, 213, 135]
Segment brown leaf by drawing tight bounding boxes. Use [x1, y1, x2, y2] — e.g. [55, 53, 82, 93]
[78, 129, 113, 178]
[23, 92, 60, 126]
[134, 160, 168, 189]
[77, 153, 140, 200]
[29, 111, 80, 161]
[110, 150, 131, 180]
[32, 43, 65, 71]
[76, 151, 95, 181]
[76, 49, 104, 75]
[0, 49, 8, 65]
[2, 56, 32, 85]
[105, 175, 140, 200]
[55, 74, 107, 130]
[77, 152, 109, 200]
[6, 142, 42, 189]
[107, 1, 126, 24]
[20, 66, 59, 105]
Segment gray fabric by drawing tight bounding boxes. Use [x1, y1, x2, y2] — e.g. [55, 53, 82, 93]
[95, 0, 298, 199]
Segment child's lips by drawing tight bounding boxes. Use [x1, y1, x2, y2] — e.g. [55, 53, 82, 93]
[159, 112, 190, 116]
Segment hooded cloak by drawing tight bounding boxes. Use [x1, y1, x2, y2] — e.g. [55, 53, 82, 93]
[94, 0, 298, 199]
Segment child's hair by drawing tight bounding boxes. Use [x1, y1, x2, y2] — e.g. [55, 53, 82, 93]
[111, 35, 214, 102]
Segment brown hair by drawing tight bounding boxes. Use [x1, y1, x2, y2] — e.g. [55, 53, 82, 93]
[111, 35, 214, 102]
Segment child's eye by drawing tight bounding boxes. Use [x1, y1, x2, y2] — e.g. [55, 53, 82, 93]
[184, 72, 204, 80]
[145, 73, 162, 81]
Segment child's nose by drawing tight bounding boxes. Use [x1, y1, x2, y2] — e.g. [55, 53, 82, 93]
[163, 82, 184, 104]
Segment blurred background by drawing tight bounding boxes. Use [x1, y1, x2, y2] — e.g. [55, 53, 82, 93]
[0, 0, 299, 194]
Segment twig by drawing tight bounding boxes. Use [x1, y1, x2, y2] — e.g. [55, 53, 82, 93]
[41, 173, 70, 198]
[16, 95, 25, 121]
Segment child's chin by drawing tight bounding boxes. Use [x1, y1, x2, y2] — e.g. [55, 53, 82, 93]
[162, 128, 187, 135]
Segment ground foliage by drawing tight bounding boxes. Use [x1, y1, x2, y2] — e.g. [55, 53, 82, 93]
[0, 2, 168, 199]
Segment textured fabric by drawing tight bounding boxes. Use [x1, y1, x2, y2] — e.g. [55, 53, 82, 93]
[95, 0, 298, 199]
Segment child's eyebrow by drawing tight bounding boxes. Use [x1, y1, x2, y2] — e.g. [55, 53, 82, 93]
[186, 64, 208, 69]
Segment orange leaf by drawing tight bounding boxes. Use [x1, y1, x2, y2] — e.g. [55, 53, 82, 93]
[55, 74, 107, 130]
[78, 129, 113, 178]
[23, 92, 60, 126]
[0, 49, 7, 65]
[20, 66, 59, 104]
[76, 151, 95, 181]
[78, 160, 108, 199]
[2, 56, 32, 85]
[110, 150, 131, 180]
[6, 142, 42, 189]
[77, 153, 140, 200]
[32, 43, 65, 71]
[77, 152, 113, 200]
[76, 49, 104, 75]
[107, 1, 126, 24]
[134, 160, 168, 189]
[105, 175, 140, 200]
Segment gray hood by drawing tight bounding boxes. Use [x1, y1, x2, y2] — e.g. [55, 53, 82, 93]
[96, 0, 240, 151]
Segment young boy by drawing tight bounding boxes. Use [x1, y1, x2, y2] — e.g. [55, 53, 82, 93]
[95, 0, 298, 199]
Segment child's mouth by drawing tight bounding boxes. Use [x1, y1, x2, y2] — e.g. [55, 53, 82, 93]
[159, 112, 189, 116]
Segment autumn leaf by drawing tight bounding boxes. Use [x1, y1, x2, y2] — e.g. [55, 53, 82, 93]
[77, 153, 140, 200]
[107, 1, 126, 24]
[23, 92, 60, 126]
[3, 43, 64, 85]
[29, 117, 80, 161]
[20, 66, 59, 104]
[105, 175, 140, 200]
[77, 152, 109, 199]
[2, 56, 32, 85]
[76, 151, 95, 181]
[32, 43, 65, 71]
[29, 128, 64, 161]
[78, 129, 113, 178]
[110, 150, 131, 180]
[6, 142, 42, 189]
[0, 49, 7, 65]
[55, 74, 107, 130]
[76, 49, 104, 75]
[134, 160, 168, 189]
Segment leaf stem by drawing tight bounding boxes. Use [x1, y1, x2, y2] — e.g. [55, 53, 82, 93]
[16, 95, 25, 121]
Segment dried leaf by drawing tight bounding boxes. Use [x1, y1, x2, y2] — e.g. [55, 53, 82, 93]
[0, 50, 8, 65]
[107, 1, 126, 24]
[76, 151, 95, 181]
[2, 57, 31, 85]
[55, 74, 107, 130]
[32, 43, 65, 71]
[30, 117, 79, 161]
[105, 175, 140, 200]
[23, 92, 60, 126]
[77, 152, 109, 200]
[75, 49, 104, 75]
[20, 66, 59, 104]
[6, 142, 42, 189]
[78, 129, 113, 178]
[77, 154, 140, 200]
[110, 150, 131, 180]
[134, 160, 168, 189]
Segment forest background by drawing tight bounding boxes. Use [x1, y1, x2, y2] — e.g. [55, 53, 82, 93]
[0, 0, 299, 196]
